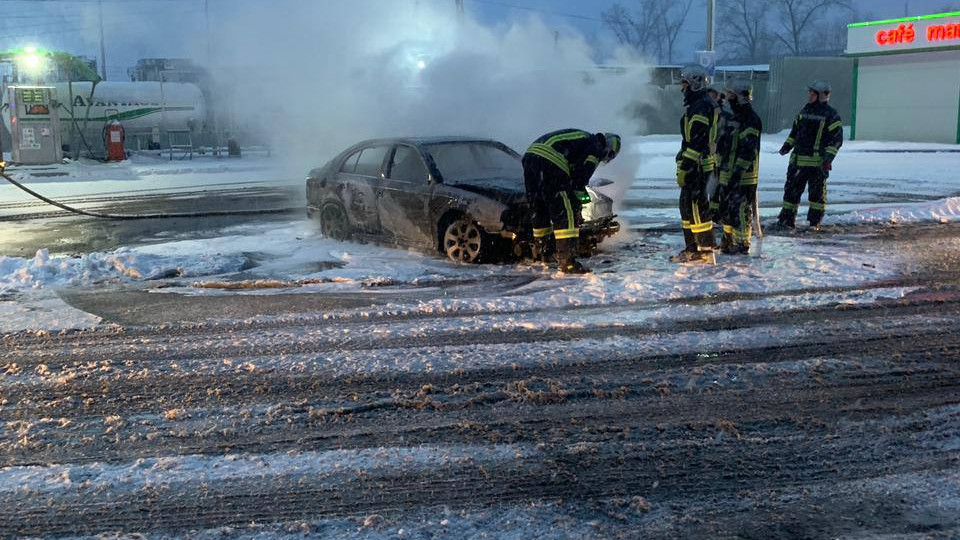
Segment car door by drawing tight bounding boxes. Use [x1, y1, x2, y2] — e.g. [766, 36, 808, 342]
[336, 145, 390, 236]
[377, 144, 434, 246]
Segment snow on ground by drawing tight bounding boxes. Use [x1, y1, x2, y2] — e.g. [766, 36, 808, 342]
[621, 132, 960, 227]
[1, 136, 959, 334]
[3, 138, 960, 539]
[0, 218, 902, 335]
[1, 444, 533, 497]
[0, 151, 298, 211]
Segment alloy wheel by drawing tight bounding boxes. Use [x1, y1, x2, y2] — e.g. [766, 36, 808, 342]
[443, 218, 483, 263]
[320, 204, 350, 240]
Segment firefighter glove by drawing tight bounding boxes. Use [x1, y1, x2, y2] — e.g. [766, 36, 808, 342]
[778, 144, 791, 156]
[676, 164, 689, 187]
[822, 161, 832, 172]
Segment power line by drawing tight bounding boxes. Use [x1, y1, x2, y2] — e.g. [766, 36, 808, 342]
[465, 0, 604, 23]
[1, 6, 203, 29]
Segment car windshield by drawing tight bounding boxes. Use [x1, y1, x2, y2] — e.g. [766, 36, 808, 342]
[426, 142, 521, 183]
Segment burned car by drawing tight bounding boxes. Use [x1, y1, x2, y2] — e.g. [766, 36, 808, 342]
[306, 137, 620, 263]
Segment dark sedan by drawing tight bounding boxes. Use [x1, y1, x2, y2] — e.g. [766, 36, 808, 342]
[306, 137, 620, 263]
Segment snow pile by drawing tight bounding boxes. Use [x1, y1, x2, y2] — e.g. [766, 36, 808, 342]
[0, 247, 250, 290]
[841, 197, 960, 225]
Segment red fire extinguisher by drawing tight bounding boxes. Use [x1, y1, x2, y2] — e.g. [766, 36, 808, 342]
[104, 120, 126, 162]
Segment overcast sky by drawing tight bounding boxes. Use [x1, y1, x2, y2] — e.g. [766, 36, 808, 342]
[0, 0, 955, 78]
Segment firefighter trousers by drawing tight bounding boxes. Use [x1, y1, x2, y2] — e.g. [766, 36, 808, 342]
[522, 155, 579, 241]
[779, 164, 827, 227]
[678, 168, 715, 251]
[708, 172, 726, 221]
[725, 182, 757, 246]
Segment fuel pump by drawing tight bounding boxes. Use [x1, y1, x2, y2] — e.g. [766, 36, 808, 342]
[104, 119, 126, 162]
[7, 86, 62, 165]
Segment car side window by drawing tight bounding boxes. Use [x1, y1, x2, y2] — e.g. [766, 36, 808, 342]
[388, 146, 430, 184]
[339, 151, 361, 174]
[353, 146, 390, 178]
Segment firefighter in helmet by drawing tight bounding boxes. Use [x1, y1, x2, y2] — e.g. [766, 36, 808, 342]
[707, 82, 732, 222]
[718, 80, 762, 254]
[672, 64, 717, 263]
[777, 80, 843, 229]
[523, 129, 622, 274]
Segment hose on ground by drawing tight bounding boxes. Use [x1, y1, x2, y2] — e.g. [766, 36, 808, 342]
[1, 172, 300, 220]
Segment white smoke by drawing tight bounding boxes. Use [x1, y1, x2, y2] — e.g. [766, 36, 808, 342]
[207, 0, 650, 172]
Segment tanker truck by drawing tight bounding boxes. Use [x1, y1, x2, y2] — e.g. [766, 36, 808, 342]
[52, 81, 207, 153]
[0, 48, 207, 157]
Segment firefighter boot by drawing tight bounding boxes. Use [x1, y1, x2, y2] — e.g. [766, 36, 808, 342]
[777, 208, 796, 229]
[720, 230, 735, 254]
[531, 236, 555, 263]
[670, 248, 714, 264]
[555, 237, 591, 274]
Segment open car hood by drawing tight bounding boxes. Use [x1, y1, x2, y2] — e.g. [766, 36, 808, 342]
[447, 177, 528, 205]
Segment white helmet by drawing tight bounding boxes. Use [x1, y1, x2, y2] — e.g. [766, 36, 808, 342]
[601, 133, 622, 163]
[809, 80, 832, 102]
[725, 80, 753, 105]
[680, 64, 709, 92]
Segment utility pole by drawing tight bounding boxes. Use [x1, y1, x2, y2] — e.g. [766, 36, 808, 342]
[205, 0, 220, 156]
[706, 0, 715, 51]
[98, 0, 107, 80]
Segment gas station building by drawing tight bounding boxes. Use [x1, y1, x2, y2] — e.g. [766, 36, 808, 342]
[846, 11, 960, 143]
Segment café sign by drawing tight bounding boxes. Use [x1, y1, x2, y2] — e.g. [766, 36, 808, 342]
[846, 12, 960, 54]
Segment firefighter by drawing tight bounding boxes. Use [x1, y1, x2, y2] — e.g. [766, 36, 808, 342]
[523, 129, 622, 274]
[671, 64, 717, 263]
[777, 80, 843, 229]
[707, 82, 732, 221]
[718, 80, 762, 254]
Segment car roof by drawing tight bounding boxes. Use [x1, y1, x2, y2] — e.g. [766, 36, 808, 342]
[355, 136, 503, 146]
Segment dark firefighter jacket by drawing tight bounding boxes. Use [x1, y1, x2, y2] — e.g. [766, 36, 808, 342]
[782, 102, 843, 167]
[720, 103, 763, 185]
[677, 90, 717, 185]
[525, 129, 605, 190]
[713, 103, 733, 170]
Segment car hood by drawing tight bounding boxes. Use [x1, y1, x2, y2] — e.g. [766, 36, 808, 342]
[447, 177, 528, 205]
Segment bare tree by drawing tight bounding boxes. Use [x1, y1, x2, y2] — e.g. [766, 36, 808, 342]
[818, 8, 866, 56]
[601, 3, 658, 58]
[772, 0, 851, 56]
[659, 0, 695, 64]
[717, 0, 774, 63]
[603, 0, 695, 64]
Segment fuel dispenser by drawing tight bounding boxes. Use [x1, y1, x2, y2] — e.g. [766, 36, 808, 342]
[7, 86, 62, 165]
[104, 119, 126, 162]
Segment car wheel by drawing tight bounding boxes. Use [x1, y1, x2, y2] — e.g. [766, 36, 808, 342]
[442, 217, 485, 264]
[319, 203, 351, 240]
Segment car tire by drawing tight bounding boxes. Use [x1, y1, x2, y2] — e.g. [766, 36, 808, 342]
[319, 202, 351, 240]
[442, 216, 486, 264]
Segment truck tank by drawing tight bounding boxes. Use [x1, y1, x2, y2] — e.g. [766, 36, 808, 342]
[2, 81, 206, 153]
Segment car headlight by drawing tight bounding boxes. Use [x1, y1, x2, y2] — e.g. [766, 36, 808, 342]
[585, 186, 611, 204]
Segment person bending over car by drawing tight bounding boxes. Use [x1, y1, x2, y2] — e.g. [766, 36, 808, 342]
[522, 129, 621, 274]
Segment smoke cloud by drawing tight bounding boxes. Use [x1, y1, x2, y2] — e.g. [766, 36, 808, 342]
[208, 0, 650, 172]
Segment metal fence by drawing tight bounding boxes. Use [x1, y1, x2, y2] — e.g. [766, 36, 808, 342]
[636, 58, 854, 135]
[765, 56, 854, 134]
